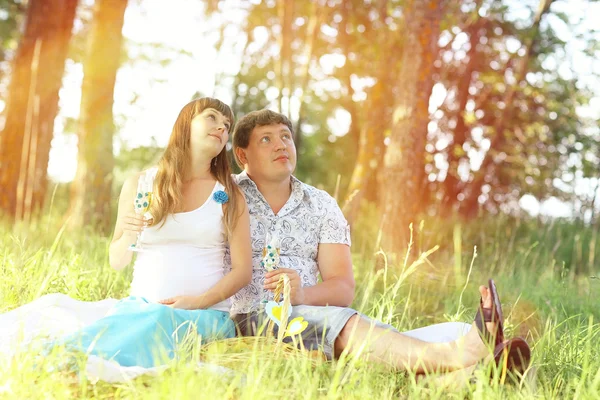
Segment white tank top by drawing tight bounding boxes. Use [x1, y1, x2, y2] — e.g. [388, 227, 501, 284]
[128, 168, 230, 312]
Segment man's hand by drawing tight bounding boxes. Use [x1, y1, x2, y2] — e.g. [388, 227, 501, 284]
[158, 295, 201, 310]
[264, 268, 305, 305]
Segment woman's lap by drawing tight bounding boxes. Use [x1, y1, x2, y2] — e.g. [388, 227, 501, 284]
[55, 296, 234, 368]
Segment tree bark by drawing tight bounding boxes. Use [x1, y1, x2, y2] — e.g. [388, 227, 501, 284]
[294, 0, 324, 151]
[344, 0, 394, 222]
[0, 0, 77, 222]
[380, 0, 445, 252]
[275, 0, 293, 116]
[443, 16, 483, 212]
[345, 80, 388, 222]
[338, 0, 360, 152]
[461, 0, 555, 217]
[67, 0, 128, 234]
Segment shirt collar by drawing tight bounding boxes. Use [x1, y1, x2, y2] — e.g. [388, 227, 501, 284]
[235, 171, 305, 216]
[235, 171, 302, 190]
[234, 170, 252, 184]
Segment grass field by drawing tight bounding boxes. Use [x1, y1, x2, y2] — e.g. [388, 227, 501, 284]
[1, 212, 599, 399]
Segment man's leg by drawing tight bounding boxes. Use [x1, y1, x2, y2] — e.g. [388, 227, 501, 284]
[401, 321, 471, 342]
[334, 286, 496, 373]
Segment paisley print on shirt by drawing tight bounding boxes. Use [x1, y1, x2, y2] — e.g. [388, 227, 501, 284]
[224, 171, 351, 314]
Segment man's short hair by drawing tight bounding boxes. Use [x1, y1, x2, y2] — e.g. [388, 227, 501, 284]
[232, 109, 294, 168]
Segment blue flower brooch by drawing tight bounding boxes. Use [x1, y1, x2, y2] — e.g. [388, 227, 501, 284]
[213, 190, 229, 204]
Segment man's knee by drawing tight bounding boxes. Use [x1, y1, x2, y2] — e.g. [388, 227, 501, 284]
[335, 314, 361, 352]
[341, 313, 360, 334]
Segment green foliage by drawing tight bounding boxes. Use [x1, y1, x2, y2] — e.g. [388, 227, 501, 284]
[351, 199, 600, 278]
[222, 0, 600, 221]
[206, 1, 372, 194]
[113, 143, 163, 189]
[1, 213, 600, 397]
[0, 0, 24, 100]
[0, 0, 23, 63]
[427, 0, 600, 217]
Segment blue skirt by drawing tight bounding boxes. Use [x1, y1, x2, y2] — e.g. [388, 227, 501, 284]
[51, 297, 234, 368]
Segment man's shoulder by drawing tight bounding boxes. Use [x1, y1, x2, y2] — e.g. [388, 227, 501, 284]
[296, 178, 351, 244]
[232, 172, 245, 185]
[232, 172, 254, 192]
[294, 178, 340, 209]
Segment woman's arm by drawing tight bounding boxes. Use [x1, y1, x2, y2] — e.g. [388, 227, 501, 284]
[196, 194, 252, 308]
[161, 191, 252, 309]
[109, 173, 145, 271]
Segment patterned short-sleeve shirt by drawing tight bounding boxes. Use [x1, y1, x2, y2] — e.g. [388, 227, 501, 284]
[224, 171, 351, 314]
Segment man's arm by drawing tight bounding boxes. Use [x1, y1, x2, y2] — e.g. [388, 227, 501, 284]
[264, 243, 355, 306]
[302, 243, 355, 306]
[264, 190, 355, 306]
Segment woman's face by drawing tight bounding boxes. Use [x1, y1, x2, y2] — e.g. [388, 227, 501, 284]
[189, 107, 232, 158]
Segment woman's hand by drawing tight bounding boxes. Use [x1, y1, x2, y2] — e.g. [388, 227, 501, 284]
[109, 174, 147, 270]
[264, 268, 305, 305]
[159, 295, 201, 310]
[120, 211, 146, 238]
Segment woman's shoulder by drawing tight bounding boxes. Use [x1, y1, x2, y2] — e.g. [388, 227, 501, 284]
[121, 172, 142, 193]
[121, 168, 158, 193]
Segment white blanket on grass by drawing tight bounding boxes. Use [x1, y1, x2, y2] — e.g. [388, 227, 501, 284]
[0, 293, 471, 382]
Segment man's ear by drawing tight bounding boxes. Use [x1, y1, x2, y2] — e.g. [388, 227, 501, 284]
[235, 147, 248, 165]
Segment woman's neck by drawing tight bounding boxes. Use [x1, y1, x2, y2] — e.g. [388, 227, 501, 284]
[187, 154, 213, 181]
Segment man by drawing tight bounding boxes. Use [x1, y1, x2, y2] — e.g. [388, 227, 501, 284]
[225, 109, 502, 373]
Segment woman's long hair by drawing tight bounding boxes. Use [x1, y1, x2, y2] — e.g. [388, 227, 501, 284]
[148, 98, 241, 238]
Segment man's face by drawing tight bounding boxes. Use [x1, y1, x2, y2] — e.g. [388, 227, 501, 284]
[237, 123, 297, 183]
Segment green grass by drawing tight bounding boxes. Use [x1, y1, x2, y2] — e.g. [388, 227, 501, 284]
[1, 213, 599, 399]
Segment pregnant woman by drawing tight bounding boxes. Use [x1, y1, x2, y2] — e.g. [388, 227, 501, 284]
[1, 97, 251, 381]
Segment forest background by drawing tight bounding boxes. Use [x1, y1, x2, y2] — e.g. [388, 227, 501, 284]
[0, 0, 599, 398]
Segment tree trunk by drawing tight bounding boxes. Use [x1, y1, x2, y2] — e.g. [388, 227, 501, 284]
[442, 15, 483, 213]
[345, 80, 388, 222]
[380, 0, 445, 252]
[344, 0, 394, 222]
[461, 0, 555, 218]
[338, 0, 360, 155]
[67, 0, 128, 234]
[275, 0, 293, 116]
[0, 0, 77, 222]
[294, 0, 324, 149]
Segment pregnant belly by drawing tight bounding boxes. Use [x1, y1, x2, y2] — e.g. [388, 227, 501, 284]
[129, 247, 225, 302]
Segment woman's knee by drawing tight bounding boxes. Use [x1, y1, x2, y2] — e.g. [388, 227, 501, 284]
[38, 293, 72, 307]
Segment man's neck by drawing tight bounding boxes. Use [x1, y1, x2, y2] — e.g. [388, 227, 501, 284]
[247, 172, 292, 215]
